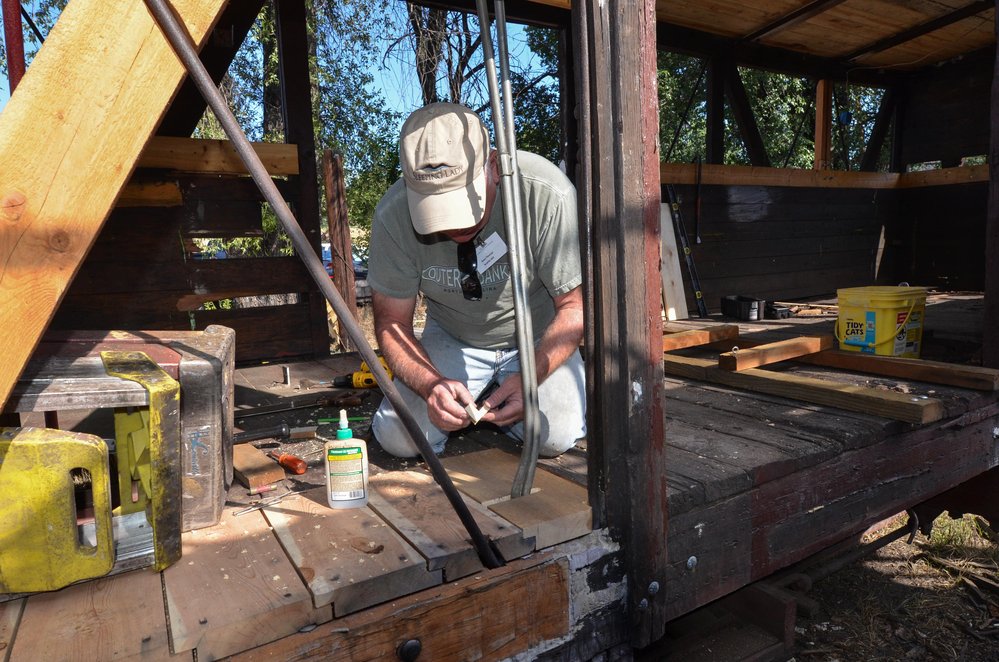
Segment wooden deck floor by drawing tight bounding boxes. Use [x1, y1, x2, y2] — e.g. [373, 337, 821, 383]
[2, 294, 996, 660]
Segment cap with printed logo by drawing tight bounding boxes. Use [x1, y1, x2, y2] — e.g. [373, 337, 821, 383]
[400, 103, 490, 235]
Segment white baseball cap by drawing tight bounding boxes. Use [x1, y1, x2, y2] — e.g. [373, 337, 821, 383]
[400, 103, 490, 235]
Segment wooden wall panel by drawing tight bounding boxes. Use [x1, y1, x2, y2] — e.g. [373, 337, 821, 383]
[668, 184, 893, 310]
[898, 182, 988, 290]
[50, 172, 324, 365]
[900, 52, 992, 168]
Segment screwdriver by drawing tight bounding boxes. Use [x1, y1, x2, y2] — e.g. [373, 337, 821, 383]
[267, 450, 307, 475]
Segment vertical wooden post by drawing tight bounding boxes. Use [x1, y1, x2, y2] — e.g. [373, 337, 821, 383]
[275, 0, 328, 358]
[2, 0, 26, 94]
[322, 150, 358, 350]
[983, 9, 999, 367]
[814, 79, 832, 169]
[578, 0, 667, 647]
[706, 57, 725, 163]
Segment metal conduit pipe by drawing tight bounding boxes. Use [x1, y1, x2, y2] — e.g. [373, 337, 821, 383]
[2, 0, 26, 94]
[473, 0, 541, 499]
[143, 0, 502, 570]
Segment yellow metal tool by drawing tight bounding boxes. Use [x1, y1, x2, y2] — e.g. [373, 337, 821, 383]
[102, 350, 182, 571]
[0, 427, 114, 593]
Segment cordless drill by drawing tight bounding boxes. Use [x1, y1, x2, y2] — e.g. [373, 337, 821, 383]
[332, 357, 392, 388]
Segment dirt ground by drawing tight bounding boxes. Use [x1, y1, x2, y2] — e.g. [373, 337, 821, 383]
[794, 513, 999, 662]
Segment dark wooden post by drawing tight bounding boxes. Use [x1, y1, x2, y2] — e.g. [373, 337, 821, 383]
[706, 57, 725, 163]
[725, 60, 770, 167]
[859, 87, 896, 172]
[322, 150, 358, 350]
[275, 0, 329, 358]
[984, 7, 999, 367]
[576, 0, 668, 647]
[814, 79, 832, 169]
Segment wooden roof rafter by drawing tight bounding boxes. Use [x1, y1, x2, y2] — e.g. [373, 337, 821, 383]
[657, 21, 897, 87]
[742, 0, 846, 42]
[841, 0, 995, 62]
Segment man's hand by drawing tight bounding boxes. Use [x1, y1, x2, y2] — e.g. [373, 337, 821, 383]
[481, 374, 525, 427]
[426, 377, 475, 431]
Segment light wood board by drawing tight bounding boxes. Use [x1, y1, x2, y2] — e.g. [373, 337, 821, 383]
[263, 487, 442, 617]
[664, 353, 945, 424]
[368, 469, 534, 580]
[137, 136, 299, 176]
[660, 203, 689, 321]
[663, 324, 740, 352]
[162, 505, 321, 659]
[0, 0, 229, 407]
[12, 569, 175, 661]
[441, 449, 592, 549]
[719, 335, 836, 371]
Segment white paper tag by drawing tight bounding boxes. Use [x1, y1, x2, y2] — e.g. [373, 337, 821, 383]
[475, 232, 507, 272]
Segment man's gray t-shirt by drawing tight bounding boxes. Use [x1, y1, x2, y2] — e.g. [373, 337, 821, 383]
[368, 151, 581, 350]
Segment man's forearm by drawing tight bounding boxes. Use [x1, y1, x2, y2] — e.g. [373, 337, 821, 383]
[375, 321, 443, 399]
[534, 287, 584, 383]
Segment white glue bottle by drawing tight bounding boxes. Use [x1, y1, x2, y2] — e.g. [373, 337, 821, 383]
[324, 409, 369, 509]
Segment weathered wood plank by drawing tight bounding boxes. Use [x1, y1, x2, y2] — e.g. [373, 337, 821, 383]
[664, 353, 945, 423]
[138, 136, 300, 176]
[367, 469, 534, 580]
[440, 449, 591, 549]
[719, 335, 836, 371]
[162, 505, 322, 659]
[12, 569, 177, 661]
[0, 0, 230, 407]
[263, 487, 441, 616]
[663, 325, 740, 352]
[232, 556, 570, 662]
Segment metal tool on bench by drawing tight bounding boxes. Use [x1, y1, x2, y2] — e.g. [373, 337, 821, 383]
[0, 351, 182, 593]
[145, 0, 502, 570]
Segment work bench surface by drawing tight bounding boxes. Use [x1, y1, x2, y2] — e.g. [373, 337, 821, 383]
[1, 293, 994, 660]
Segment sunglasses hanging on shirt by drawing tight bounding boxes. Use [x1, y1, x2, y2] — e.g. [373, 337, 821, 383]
[456, 238, 482, 301]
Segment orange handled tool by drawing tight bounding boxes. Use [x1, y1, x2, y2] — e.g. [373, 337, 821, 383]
[267, 450, 307, 475]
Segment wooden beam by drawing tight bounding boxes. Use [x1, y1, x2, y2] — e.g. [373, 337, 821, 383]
[842, 0, 995, 63]
[724, 61, 770, 167]
[138, 136, 300, 175]
[656, 21, 897, 88]
[814, 79, 832, 170]
[276, 0, 328, 360]
[986, 5, 999, 368]
[859, 88, 896, 172]
[323, 151, 358, 348]
[706, 58, 725, 164]
[799, 351, 999, 391]
[157, 0, 266, 136]
[117, 180, 183, 208]
[663, 354, 945, 424]
[583, 0, 667, 646]
[0, 0, 230, 408]
[743, 0, 847, 42]
[663, 324, 740, 352]
[719, 335, 835, 371]
[660, 162, 989, 189]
